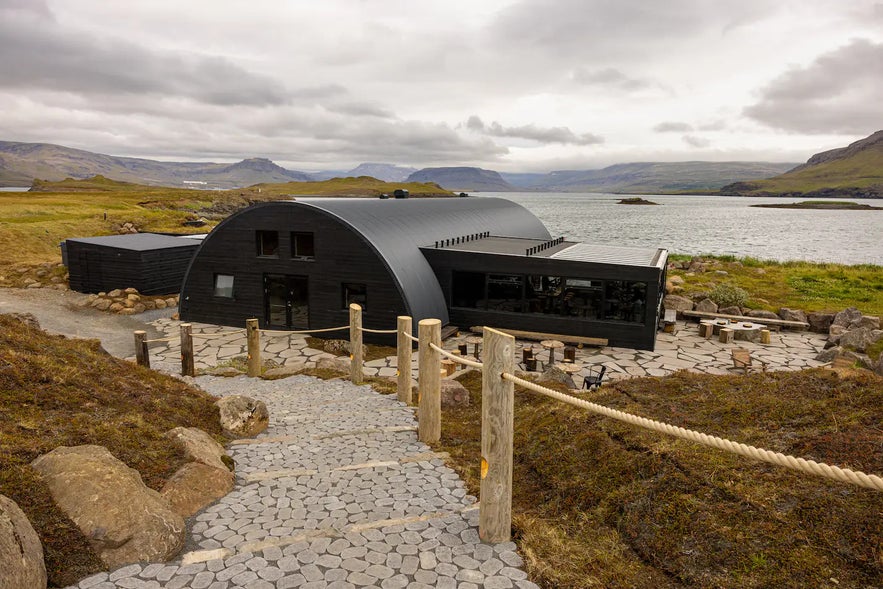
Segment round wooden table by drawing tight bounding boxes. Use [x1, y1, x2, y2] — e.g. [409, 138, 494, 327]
[558, 363, 583, 375]
[540, 339, 565, 366]
[465, 335, 483, 359]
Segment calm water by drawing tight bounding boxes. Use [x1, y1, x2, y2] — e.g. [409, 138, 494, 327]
[479, 192, 883, 265]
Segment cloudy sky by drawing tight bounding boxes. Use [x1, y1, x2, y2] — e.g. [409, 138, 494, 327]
[1, 0, 881, 172]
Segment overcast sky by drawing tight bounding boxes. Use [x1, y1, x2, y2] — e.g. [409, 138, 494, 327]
[1, 0, 881, 172]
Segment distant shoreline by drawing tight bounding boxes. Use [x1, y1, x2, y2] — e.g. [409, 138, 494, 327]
[751, 200, 882, 210]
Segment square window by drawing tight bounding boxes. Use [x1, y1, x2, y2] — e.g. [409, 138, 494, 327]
[292, 232, 315, 258]
[214, 274, 234, 298]
[256, 230, 278, 257]
[342, 283, 367, 310]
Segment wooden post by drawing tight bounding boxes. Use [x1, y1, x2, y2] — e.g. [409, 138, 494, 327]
[180, 323, 195, 377]
[246, 318, 261, 377]
[350, 303, 364, 385]
[479, 326, 515, 544]
[719, 328, 734, 344]
[760, 329, 771, 344]
[397, 316, 413, 404]
[134, 330, 149, 368]
[418, 318, 441, 443]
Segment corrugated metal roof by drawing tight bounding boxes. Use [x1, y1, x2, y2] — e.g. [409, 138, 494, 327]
[66, 233, 203, 251]
[295, 197, 551, 323]
[551, 243, 664, 267]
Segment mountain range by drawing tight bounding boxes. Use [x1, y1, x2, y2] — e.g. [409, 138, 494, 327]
[2, 131, 880, 196]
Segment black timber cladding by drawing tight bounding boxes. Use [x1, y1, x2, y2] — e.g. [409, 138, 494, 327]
[179, 197, 551, 338]
[64, 233, 202, 295]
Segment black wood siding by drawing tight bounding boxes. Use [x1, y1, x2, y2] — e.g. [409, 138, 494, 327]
[66, 242, 197, 295]
[179, 204, 408, 344]
[421, 248, 663, 350]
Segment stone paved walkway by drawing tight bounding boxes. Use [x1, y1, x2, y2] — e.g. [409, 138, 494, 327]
[67, 375, 536, 589]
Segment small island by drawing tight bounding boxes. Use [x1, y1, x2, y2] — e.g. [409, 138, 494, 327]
[618, 197, 660, 205]
[751, 200, 882, 210]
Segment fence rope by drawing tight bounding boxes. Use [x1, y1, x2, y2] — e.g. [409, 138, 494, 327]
[358, 327, 399, 334]
[143, 336, 179, 344]
[429, 342, 483, 369]
[262, 325, 350, 337]
[501, 372, 883, 492]
[191, 330, 245, 339]
[402, 332, 418, 343]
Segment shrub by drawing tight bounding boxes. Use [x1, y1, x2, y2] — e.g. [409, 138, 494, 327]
[709, 283, 749, 308]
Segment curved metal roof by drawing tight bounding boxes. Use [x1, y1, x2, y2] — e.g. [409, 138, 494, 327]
[294, 197, 551, 323]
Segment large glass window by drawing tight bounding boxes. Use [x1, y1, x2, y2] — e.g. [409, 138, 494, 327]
[564, 279, 604, 319]
[213, 274, 234, 298]
[291, 232, 315, 259]
[451, 271, 486, 309]
[526, 275, 563, 314]
[604, 281, 647, 322]
[342, 283, 367, 310]
[256, 230, 278, 257]
[487, 274, 523, 313]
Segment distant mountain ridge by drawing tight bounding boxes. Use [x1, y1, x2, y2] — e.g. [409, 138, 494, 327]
[346, 163, 417, 182]
[0, 141, 312, 189]
[720, 130, 883, 198]
[406, 167, 515, 191]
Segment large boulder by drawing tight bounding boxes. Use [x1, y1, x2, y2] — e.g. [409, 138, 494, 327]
[807, 312, 834, 333]
[262, 364, 307, 380]
[537, 365, 576, 389]
[778, 308, 807, 323]
[164, 427, 231, 473]
[850, 315, 880, 330]
[695, 298, 718, 313]
[323, 339, 367, 357]
[831, 307, 862, 330]
[440, 379, 470, 408]
[718, 306, 743, 316]
[746, 309, 779, 320]
[160, 462, 233, 517]
[215, 395, 269, 437]
[30, 445, 185, 568]
[838, 327, 883, 353]
[316, 356, 351, 373]
[663, 295, 693, 314]
[0, 494, 47, 589]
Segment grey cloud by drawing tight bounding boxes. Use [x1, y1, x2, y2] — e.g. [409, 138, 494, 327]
[572, 67, 650, 91]
[325, 102, 395, 119]
[467, 116, 603, 146]
[0, 5, 289, 106]
[654, 122, 694, 133]
[682, 135, 711, 148]
[744, 39, 883, 134]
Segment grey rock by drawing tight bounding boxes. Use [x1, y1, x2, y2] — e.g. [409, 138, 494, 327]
[663, 294, 693, 314]
[215, 395, 270, 437]
[0, 494, 47, 589]
[695, 298, 718, 313]
[850, 315, 881, 330]
[807, 312, 835, 333]
[832, 307, 862, 329]
[440, 379, 470, 408]
[718, 305, 742, 316]
[839, 327, 883, 353]
[746, 309, 779, 320]
[778, 308, 807, 323]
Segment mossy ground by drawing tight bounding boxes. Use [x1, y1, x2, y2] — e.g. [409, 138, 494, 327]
[0, 315, 225, 587]
[432, 369, 883, 588]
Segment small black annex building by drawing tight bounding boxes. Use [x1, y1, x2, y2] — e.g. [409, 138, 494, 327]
[179, 197, 668, 350]
[64, 233, 203, 295]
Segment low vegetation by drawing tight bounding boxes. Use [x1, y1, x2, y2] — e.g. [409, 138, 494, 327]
[751, 200, 883, 210]
[0, 314, 225, 587]
[668, 254, 883, 316]
[435, 369, 883, 588]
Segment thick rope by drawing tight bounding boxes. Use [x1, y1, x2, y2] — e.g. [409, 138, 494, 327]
[143, 336, 179, 344]
[429, 342, 483, 369]
[262, 325, 349, 337]
[358, 327, 399, 334]
[191, 330, 245, 339]
[402, 332, 418, 343]
[501, 372, 883, 492]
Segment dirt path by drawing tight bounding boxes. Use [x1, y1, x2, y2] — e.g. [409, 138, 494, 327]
[0, 287, 174, 357]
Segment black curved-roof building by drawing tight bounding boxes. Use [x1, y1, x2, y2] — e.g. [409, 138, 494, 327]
[179, 197, 668, 349]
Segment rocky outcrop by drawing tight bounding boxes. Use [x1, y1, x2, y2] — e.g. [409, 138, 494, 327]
[838, 327, 883, 353]
[160, 462, 233, 518]
[807, 312, 835, 333]
[778, 308, 807, 323]
[695, 298, 718, 313]
[30, 445, 185, 568]
[440, 379, 470, 407]
[215, 395, 270, 437]
[0, 494, 47, 589]
[832, 307, 862, 329]
[718, 306, 742, 316]
[663, 295, 693, 315]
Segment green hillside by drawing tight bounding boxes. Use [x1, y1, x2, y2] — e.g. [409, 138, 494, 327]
[721, 131, 883, 198]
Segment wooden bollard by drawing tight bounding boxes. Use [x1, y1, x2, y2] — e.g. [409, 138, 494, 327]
[418, 318, 441, 443]
[134, 330, 149, 368]
[441, 359, 456, 377]
[479, 326, 515, 544]
[699, 323, 713, 339]
[180, 323, 195, 377]
[246, 318, 261, 377]
[397, 316, 413, 404]
[760, 329, 771, 344]
[350, 303, 364, 385]
[719, 328, 734, 344]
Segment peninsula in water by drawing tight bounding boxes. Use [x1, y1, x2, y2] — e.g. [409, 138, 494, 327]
[751, 200, 882, 210]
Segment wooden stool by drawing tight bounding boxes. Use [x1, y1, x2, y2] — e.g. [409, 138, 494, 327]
[760, 329, 771, 344]
[563, 346, 576, 363]
[719, 328, 734, 343]
[458, 343, 468, 355]
[441, 359, 456, 376]
[522, 348, 534, 363]
[699, 323, 714, 339]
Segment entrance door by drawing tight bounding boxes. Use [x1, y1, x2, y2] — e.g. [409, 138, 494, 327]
[264, 274, 309, 329]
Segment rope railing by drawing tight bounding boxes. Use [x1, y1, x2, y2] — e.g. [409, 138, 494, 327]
[501, 371, 883, 492]
[262, 325, 349, 337]
[358, 327, 399, 334]
[191, 329, 245, 339]
[429, 342, 483, 369]
[143, 336, 179, 344]
[402, 332, 418, 343]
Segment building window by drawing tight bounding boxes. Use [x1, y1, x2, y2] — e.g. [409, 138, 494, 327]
[604, 281, 647, 323]
[343, 283, 367, 310]
[256, 230, 278, 257]
[291, 232, 315, 259]
[487, 274, 524, 313]
[451, 271, 486, 309]
[214, 274, 234, 298]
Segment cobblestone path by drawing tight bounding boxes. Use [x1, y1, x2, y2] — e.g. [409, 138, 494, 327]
[68, 375, 536, 589]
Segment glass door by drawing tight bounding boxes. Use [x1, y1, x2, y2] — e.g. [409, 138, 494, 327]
[264, 274, 309, 329]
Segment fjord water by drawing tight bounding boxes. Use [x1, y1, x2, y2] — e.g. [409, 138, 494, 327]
[482, 192, 883, 265]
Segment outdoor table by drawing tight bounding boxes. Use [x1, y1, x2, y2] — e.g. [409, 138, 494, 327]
[466, 335, 483, 359]
[540, 339, 565, 366]
[559, 363, 583, 375]
[700, 319, 767, 342]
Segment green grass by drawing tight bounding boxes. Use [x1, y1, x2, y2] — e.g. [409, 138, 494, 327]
[0, 314, 225, 586]
[433, 369, 883, 588]
[669, 254, 883, 315]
